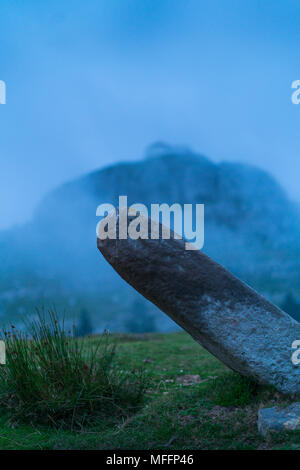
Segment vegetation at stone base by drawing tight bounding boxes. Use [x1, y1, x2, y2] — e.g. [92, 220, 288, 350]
[0, 331, 298, 450]
[0, 310, 146, 429]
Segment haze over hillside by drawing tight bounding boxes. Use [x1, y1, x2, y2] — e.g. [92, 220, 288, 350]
[1, 143, 300, 329]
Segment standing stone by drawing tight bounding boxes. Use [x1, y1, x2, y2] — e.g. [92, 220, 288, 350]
[97, 210, 300, 394]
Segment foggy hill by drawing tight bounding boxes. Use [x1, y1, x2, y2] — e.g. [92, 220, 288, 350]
[1, 143, 300, 328]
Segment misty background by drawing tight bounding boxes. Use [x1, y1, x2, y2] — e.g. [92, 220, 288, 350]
[1, 0, 300, 332]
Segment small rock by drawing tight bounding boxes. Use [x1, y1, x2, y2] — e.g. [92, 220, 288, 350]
[179, 414, 195, 426]
[176, 374, 205, 386]
[143, 358, 154, 363]
[258, 403, 300, 437]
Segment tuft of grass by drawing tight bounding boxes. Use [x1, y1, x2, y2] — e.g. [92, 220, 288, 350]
[0, 310, 147, 429]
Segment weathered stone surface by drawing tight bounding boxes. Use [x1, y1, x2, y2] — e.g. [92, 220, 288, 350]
[97, 210, 300, 394]
[258, 404, 300, 436]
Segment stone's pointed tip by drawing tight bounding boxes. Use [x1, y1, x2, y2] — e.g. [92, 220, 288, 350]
[96, 206, 183, 247]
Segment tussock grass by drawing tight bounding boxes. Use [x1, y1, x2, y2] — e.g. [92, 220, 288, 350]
[0, 310, 146, 429]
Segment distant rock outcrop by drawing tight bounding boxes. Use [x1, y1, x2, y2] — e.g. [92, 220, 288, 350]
[31, 143, 300, 284]
[1, 143, 300, 325]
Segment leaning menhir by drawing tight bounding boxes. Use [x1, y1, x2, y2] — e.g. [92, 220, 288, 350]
[97, 209, 300, 395]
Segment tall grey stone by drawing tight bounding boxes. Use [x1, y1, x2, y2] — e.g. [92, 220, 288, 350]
[97, 210, 300, 394]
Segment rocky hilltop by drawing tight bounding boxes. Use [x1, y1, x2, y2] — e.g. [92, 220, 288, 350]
[1, 143, 300, 328]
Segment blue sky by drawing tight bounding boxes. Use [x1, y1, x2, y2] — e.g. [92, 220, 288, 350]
[1, 0, 300, 229]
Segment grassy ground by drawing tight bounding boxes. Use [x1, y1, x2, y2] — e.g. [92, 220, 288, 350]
[0, 331, 299, 450]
